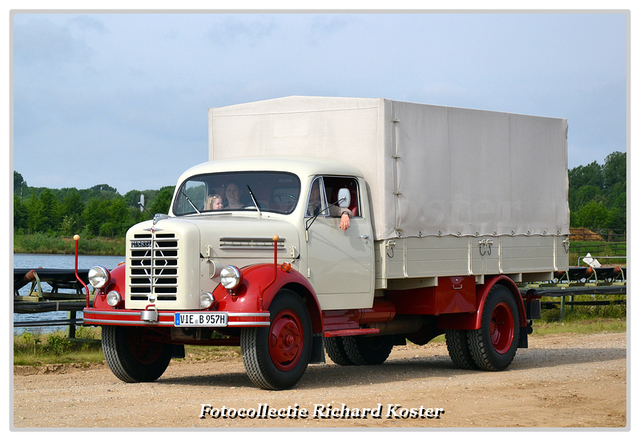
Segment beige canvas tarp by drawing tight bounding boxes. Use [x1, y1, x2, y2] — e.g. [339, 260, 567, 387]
[209, 96, 569, 241]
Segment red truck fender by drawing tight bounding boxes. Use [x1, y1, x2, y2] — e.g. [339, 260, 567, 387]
[212, 263, 323, 334]
[437, 275, 527, 330]
[91, 263, 126, 309]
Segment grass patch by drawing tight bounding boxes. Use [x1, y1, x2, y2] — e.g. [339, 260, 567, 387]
[14, 233, 125, 255]
[540, 293, 626, 321]
[531, 318, 626, 336]
[13, 326, 242, 367]
[13, 327, 104, 366]
[569, 240, 627, 266]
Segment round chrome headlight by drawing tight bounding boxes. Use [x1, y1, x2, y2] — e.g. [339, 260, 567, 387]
[200, 292, 215, 309]
[105, 291, 122, 307]
[220, 265, 243, 290]
[88, 265, 110, 289]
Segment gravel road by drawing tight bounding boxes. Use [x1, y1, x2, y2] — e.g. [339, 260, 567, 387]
[12, 331, 626, 429]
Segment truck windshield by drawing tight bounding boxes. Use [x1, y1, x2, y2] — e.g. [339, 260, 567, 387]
[173, 171, 301, 216]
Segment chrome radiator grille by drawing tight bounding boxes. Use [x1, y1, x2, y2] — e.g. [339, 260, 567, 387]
[129, 232, 179, 302]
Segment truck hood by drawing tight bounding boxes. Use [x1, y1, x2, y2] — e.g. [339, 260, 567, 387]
[149, 214, 300, 264]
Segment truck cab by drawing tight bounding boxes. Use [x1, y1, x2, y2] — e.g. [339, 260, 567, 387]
[144, 156, 375, 312]
[85, 157, 381, 390]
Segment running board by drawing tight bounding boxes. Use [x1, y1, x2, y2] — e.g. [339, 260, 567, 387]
[323, 328, 380, 338]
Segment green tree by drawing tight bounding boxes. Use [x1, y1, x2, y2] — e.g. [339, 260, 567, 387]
[14, 195, 28, 232]
[90, 184, 118, 193]
[103, 198, 128, 237]
[568, 152, 626, 231]
[148, 186, 175, 215]
[572, 201, 612, 229]
[568, 161, 604, 191]
[14, 171, 27, 192]
[60, 189, 85, 235]
[602, 151, 626, 196]
[39, 190, 63, 232]
[24, 196, 45, 233]
[569, 185, 602, 212]
[82, 199, 110, 237]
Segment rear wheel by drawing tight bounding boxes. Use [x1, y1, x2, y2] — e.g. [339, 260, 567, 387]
[241, 290, 312, 390]
[445, 329, 477, 369]
[468, 284, 520, 371]
[342, 335, 394, 365]
[102, 325, 173, 383]
[324, 336, 354, 366]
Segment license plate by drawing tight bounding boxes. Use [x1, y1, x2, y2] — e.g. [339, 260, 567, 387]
[174, 312, 228, 327]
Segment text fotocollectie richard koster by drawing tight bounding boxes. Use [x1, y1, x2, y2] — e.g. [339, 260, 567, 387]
[199, 403, 445, 420]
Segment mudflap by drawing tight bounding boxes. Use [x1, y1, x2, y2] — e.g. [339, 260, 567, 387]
[310, 334, 325, 364]
[172, 344, 186, 359]
[518, 327, 528, 349]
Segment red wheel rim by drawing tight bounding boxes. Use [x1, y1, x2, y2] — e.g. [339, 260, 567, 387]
[489, 301, 515, 354]
[128, 329, 164, 364]
[269, 309, 304, 371]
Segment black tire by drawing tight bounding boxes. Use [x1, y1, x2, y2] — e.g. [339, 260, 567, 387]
[445, 329, 477, 369]
[324, 336, 354, 366]
[241, 290, 312, 390]
[342, 335, 394, 365]
[468, 284, 520, 371]
[101, 325, 173, 383]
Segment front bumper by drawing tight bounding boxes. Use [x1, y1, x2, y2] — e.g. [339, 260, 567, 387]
[83, 308, 270, 327]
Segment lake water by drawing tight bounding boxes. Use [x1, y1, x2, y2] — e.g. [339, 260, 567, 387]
[13, 254, 125, 335]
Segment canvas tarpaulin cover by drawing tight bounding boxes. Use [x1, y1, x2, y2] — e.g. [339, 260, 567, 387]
[209, 96, 569, 241]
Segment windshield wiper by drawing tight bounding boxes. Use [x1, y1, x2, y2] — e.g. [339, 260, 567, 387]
[180, 189, 201, 215]
[246, 185, 262, 216]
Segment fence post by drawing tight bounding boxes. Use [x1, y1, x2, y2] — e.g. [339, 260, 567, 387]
[67, 311, 77, 339]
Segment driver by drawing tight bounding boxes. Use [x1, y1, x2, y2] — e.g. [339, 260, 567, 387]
[307, 180, 352, 231]
[224, 183, 244, 209]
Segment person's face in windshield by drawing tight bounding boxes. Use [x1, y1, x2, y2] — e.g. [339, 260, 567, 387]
[225, 183, 242, 208]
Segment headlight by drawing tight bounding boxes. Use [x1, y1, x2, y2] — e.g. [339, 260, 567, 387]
[106, 291, 122, 307]
[200, 292, 215, 309]
[220, 265, 243, 290]
[88, 265, 110, 289]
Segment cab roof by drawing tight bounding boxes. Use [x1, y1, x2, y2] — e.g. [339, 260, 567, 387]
[176, 156, 364, 186]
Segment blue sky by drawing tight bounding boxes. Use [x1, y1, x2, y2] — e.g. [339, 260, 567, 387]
[11, 11, 629, 194]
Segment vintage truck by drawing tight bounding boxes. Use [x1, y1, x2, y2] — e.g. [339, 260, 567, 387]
[83, 96, 570, 390]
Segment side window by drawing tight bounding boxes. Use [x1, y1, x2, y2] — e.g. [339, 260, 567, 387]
[318, 176, 361, 217]
[306, 177, 327, 217]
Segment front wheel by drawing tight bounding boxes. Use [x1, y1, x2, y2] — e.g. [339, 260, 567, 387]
[101, 325, 173, 383]
[468, 284, 520, 371]
[241, 290, 312, 390]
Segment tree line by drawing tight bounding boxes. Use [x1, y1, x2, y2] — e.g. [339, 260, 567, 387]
[13, 171, 174, 238]
[568, 151, 626, 233]
[13, 151, 626, 239]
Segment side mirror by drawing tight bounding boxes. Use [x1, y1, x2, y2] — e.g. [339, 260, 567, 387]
[337, 188, 351, 208]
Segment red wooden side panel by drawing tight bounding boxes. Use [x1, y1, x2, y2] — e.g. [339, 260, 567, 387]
[386, 276, 476, 316]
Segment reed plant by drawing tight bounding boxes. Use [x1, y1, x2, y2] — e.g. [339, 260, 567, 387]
[14, 233, 125, 256]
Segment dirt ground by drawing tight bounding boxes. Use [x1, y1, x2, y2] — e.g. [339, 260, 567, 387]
[12, 331, 627, 429]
